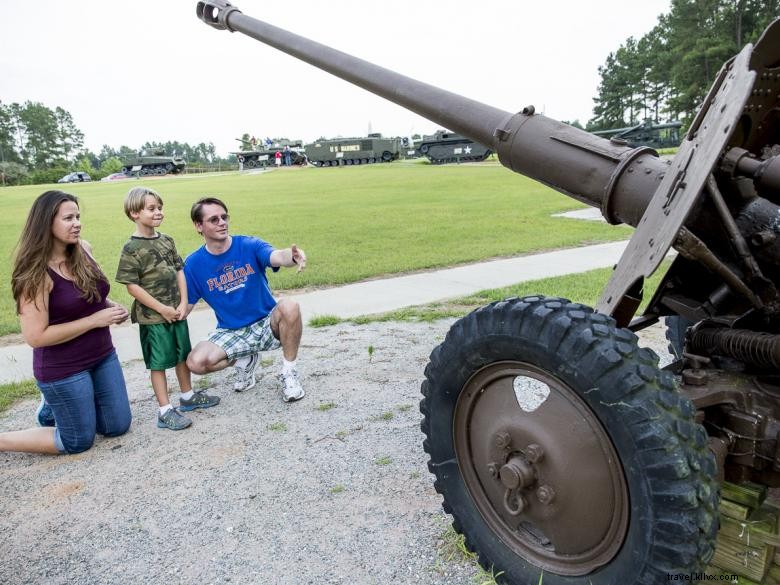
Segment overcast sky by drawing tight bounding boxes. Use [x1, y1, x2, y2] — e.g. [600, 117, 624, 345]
[2, 0, 671, 157]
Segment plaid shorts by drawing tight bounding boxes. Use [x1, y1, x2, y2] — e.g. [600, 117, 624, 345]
[208, 311, 281, 360]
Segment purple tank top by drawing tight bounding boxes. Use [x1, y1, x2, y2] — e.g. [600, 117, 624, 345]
[33, 269, 114, 382]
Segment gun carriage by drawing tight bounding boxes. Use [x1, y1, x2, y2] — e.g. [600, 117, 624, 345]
[197, 2, 780, 582]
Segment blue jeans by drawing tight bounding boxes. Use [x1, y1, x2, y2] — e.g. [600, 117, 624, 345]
[36, 351, 131, 454]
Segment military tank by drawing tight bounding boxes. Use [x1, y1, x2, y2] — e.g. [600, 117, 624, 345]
[304, 134, 399, 167]
[232, 138, 307, 168]
[417, 130, 492, 164]
[121, 149, 186, 176]
[591, 120, 683, 149]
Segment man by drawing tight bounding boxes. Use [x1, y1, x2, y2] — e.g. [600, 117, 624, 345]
[183, 197, 306, 402]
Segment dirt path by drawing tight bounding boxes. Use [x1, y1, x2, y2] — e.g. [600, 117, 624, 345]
[0, 318, 671, 585]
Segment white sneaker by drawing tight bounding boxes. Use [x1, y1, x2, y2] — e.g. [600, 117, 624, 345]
[233, 353, 259, 392]
[278, 368, 305, 402]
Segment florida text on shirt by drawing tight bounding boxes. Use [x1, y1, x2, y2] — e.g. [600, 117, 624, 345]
[206, 262, 256, 293]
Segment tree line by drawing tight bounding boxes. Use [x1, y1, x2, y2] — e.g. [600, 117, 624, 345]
[587, 0, 779, 132]
[0, 100, 234, 186]
[5, 2, 779, 185]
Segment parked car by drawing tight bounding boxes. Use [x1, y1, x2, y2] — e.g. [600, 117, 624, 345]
[57, 171, 92, 183]
[100, 172, 129, 182]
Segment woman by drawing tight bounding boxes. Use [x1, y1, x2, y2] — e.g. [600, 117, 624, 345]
[0, 190, 132, 454]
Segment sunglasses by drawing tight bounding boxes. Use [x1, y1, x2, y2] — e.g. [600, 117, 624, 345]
[204, 214, 230, 225]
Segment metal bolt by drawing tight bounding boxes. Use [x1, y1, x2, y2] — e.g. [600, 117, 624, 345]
[495, 432, 512, 449]
[525, 444, 544, 463]
[536, 485, 556, 505]
[487, 463, 499, 478]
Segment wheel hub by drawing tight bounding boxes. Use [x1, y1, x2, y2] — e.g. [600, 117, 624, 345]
[454, 361, 629, 576]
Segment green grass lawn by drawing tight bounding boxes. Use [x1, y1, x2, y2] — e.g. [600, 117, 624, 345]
[0, 379, 39, 414]
[0, 163, 630, 335]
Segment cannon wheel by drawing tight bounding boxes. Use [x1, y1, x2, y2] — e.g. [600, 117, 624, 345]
[421, 296, 717, 584]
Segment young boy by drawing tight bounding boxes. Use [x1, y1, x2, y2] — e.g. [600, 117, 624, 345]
[116, 187, 220, 430]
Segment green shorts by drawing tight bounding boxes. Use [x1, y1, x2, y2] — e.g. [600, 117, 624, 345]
[139, 321, 192, 371]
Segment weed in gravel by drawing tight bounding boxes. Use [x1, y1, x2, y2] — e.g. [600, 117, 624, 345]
[436, 524, 502, 585]
[376, 411, 394, 421]
[410, 471, 421, 479]
[261, 357, 275, 368]
[309, 315, 341, 328]
[267, 422, 287, 432]
[368, 344, 375, 362]
[329, 484, 345, 494]
[397, 404, 412, 412]
[315, 401, 337, 411]
[375, 456, 392, 466]
[335, 425, 363, 439]
[195, 375, 211, 390]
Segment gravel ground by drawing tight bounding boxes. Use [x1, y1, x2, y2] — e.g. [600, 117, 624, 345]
[0, 318, 671, 585]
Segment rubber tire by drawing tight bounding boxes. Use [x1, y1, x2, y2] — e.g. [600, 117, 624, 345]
[665, 316, 693, 361]
[421, 296, 718, 584]
[381, 151, 392, 162]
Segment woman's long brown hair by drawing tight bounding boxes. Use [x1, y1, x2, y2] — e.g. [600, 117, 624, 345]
[12, 191, 106, 313]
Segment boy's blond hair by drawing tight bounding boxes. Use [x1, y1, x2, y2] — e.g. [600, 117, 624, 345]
[124, 187, 163, 220]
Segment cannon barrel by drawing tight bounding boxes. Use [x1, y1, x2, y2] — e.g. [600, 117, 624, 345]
[196, 0, 666, 227]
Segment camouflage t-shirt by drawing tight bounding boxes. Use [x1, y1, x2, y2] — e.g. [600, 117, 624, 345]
[115, 233, 184, 325]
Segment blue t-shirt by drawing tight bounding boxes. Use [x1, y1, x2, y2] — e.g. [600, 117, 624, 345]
[184, 235, 279, 329]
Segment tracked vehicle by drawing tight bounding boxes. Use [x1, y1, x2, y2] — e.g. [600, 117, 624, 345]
[417, 130, 492, 164]
[591, 120, 683, 149]
[197, 3, 780, 582]
[232, 138, 306, 168]
[304, 134, 399, 167]
[121, 149, 186, 176]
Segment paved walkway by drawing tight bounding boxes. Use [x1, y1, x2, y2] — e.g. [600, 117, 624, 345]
[0, 240, 628, 384]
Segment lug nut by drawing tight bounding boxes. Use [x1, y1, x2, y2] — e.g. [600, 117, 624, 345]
[536, 485, 556, 505]
[495, 432, 512, 449]
[525, 444, 544, 463]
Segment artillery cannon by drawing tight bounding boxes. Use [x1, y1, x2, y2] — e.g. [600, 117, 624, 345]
[197, 2, 780, 582]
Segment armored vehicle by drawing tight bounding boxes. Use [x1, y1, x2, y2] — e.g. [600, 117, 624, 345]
[592, 119, 683, 149]
[232, 138, 306, 168]
[304, 134, 399, 167]
[198, 3, 780, 583]
[417, 130, 492, 164]
[121, 149, 186, 176]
